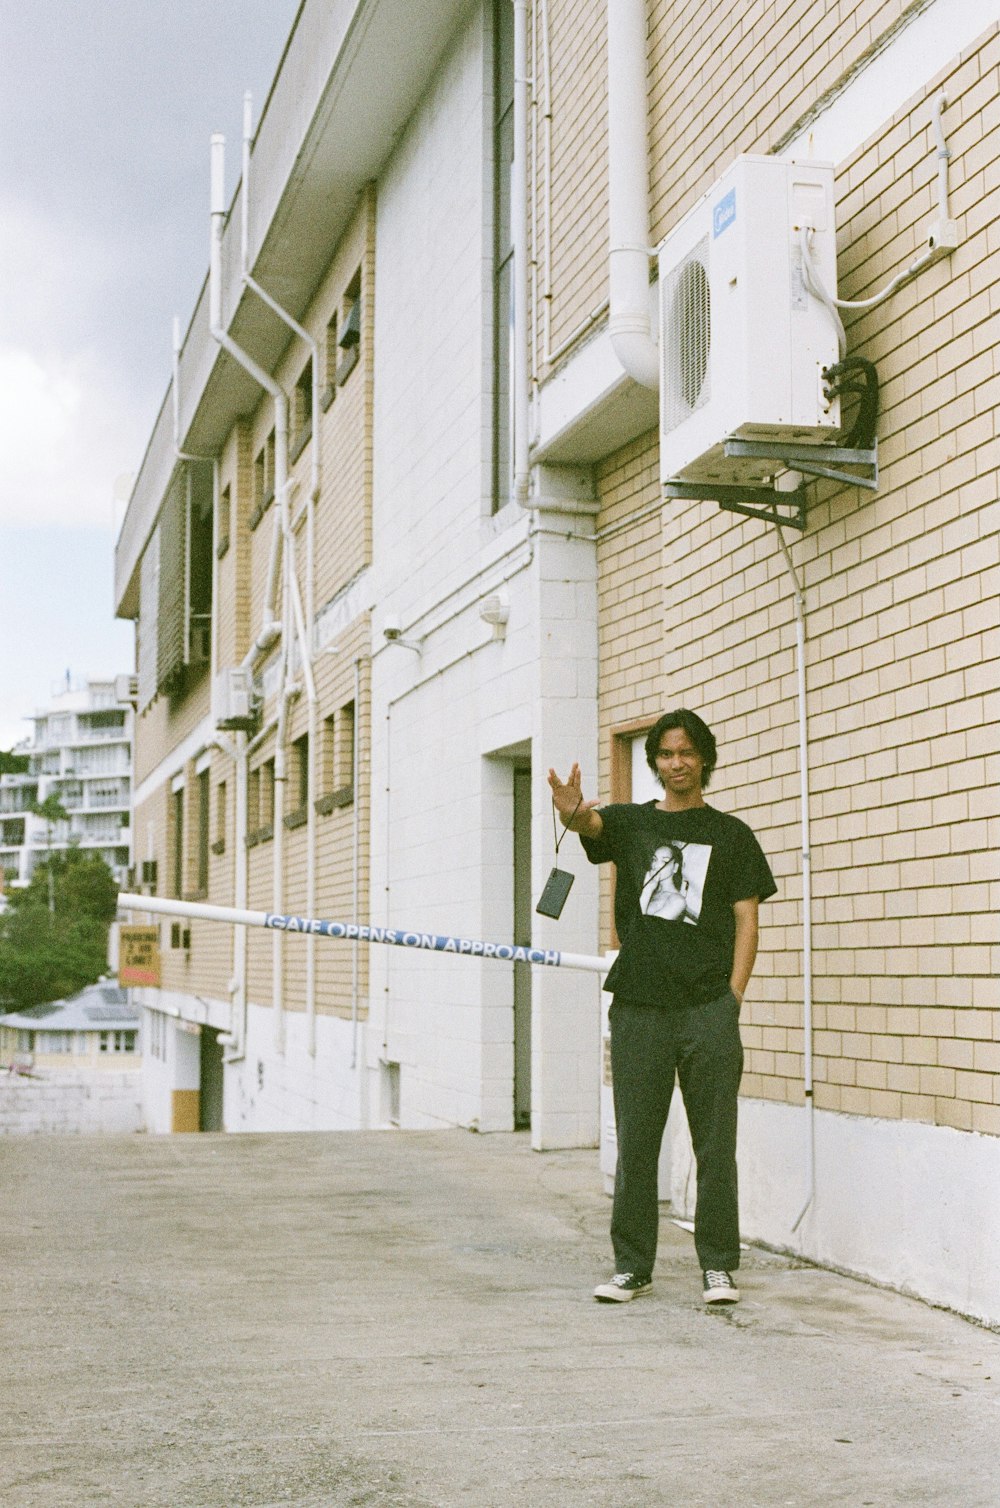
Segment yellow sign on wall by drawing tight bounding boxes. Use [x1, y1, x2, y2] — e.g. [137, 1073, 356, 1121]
[119, 926, 162, 988]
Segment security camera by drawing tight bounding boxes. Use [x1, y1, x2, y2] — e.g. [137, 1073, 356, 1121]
[382, 614, 421, 653]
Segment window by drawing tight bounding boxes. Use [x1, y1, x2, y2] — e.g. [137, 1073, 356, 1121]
[196, 769, 210, 892]
[250, 430, 275, 529]
[317, 701, 355, 813]
[261, 758, 275, 837]
[247, 766, 261, 845]
[322, 310, 338, 409]
[492, 0, 515, 511]
[171, 784, 185, 897]
[213, 779, 227, 855]
[99, 1031, 137, 1054]
[335, 271, 362, 386]
[140, 460, 213, 707]
[217, 484, 231, 558]
[295, 733, 309, 808]
[292, 359, 313, 458]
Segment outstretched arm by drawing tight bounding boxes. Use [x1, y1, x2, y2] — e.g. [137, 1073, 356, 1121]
[547, 763, 604, 840]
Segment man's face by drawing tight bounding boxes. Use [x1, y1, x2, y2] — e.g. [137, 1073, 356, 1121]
[654, 728, 704, 794]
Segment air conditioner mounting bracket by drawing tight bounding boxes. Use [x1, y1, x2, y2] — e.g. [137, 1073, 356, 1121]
[664, 438, 878, 533]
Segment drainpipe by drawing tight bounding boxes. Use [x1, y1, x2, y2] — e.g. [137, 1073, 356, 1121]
[210, 130, 290, 1052]
[240, 93, 321, 1051]
[350, 655, 362, 1072]
[774, 526, 815, 1233]
[605, 0, 658, 390]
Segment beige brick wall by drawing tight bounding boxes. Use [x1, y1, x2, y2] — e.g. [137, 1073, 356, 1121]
[533, 0, 921, 372]
[131, 187, 376, 1026]
[590, 32, 1000, 1136]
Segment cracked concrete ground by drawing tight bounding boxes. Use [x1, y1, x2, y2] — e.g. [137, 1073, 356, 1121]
[2, 1130, 998, 1507]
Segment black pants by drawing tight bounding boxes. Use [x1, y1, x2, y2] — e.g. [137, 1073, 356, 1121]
[609, 992, 744, 1276]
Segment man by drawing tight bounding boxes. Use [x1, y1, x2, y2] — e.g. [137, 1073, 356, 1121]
[548, 709, 776, 1305]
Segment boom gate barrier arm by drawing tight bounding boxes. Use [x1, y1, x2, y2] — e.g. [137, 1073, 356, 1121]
[116, 893, 612, 976]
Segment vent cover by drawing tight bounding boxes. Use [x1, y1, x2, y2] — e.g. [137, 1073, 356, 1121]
[662, 235, 711, 437]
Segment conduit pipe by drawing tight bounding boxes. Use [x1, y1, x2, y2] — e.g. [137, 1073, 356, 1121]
[240, 93, 322, 1051]
[172, 313, 247, 1058]
[534, 0, 608, 372]
[606, 0, 659, 389]
[512, 0, 531, 504]
[774, 525, 815, 1234]
[210, 130, 290, 1053]
[350, 655, 362, 1071]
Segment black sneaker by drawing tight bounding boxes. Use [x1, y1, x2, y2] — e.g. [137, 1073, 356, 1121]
[593, 1271, 652, 1303]
[702, 1269, 740, 1303]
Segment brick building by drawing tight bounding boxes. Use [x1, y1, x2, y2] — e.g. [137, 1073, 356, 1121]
[115, 0, 997, 1321]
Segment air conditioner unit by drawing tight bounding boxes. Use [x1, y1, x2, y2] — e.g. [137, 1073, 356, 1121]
[659, 155, 840, 490]
[214, 668, 257, 731]
[114, 674, 139, 706]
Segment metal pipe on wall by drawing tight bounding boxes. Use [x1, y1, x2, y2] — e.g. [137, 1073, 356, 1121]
[210, 129, 291, 1055]
[774, 525, 816, 1233]
[240, 93, 321, 1052]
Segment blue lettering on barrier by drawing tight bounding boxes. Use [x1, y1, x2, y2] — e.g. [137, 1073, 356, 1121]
[263, 914, 562, 968]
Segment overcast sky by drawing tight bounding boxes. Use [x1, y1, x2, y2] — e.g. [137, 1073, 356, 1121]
[0, 0, 301, 748]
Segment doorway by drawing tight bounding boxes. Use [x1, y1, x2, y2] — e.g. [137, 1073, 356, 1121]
[199, 1026, 225, 1132]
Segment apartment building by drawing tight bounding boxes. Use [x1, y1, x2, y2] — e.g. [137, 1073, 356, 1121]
[0, 678, 132, 891]
[115, 0, 997, 1321]
[116, 0, 601, 1147]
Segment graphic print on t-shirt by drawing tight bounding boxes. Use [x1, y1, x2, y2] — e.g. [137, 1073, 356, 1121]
[639, 841, 711, 926]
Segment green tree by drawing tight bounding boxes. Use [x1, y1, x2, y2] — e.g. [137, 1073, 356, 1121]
[0, 849, 118, 1011]
[29, 794, 70, 914]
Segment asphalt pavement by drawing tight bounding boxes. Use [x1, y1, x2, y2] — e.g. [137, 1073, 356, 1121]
[2, 1129, 998, 1507]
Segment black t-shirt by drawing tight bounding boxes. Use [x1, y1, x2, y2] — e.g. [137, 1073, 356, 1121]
[581, 801, 777, 1006]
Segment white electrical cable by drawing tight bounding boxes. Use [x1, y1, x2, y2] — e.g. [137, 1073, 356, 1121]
[798, 229, 846, 359]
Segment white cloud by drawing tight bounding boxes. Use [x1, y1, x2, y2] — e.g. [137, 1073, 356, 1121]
[0, 194, 152, 530]
[0, 342, 146, 529]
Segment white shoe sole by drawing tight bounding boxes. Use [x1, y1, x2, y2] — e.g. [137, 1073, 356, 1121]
[703, 1287, 740, 1304]
[594, 1282, 652, 1303]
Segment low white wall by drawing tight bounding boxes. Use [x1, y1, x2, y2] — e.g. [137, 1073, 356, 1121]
[666, 1096, 1000, 1328]
[0, 1072, 143, 1136]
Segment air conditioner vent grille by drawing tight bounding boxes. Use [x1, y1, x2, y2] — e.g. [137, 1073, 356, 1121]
[663, 236, 711, 437]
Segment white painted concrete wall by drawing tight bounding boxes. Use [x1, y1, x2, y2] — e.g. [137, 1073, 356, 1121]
[0, 1072, 143, 1136]
[365, 8, 603, 1146]
[138, 990, 370, 1134]
[664, 1097, 1000, 1327]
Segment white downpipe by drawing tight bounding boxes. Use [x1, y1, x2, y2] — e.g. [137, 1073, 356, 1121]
[512, 0, 531, 505]
[350, 656, 362, 1070]
[606, 0, 658, 390]
[210, 130, 291, 1051]
[228, 730, 249, 1063]
[775, 525, 815, 1234]
[931, 90, 950, 220]
[241, 94, 320, 1049]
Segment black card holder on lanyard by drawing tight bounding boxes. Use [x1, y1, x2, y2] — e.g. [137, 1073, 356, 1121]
[535, 791, 582, 919]
[535, 866, 575, 918]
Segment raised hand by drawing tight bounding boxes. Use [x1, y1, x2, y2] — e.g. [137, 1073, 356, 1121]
[547, 763, 602, 833]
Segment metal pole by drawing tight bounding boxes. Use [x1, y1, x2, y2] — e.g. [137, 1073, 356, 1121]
[117, 892, 611, 976]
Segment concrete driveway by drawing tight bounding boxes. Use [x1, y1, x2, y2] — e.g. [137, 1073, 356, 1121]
[2, 1130, 998, 1507]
